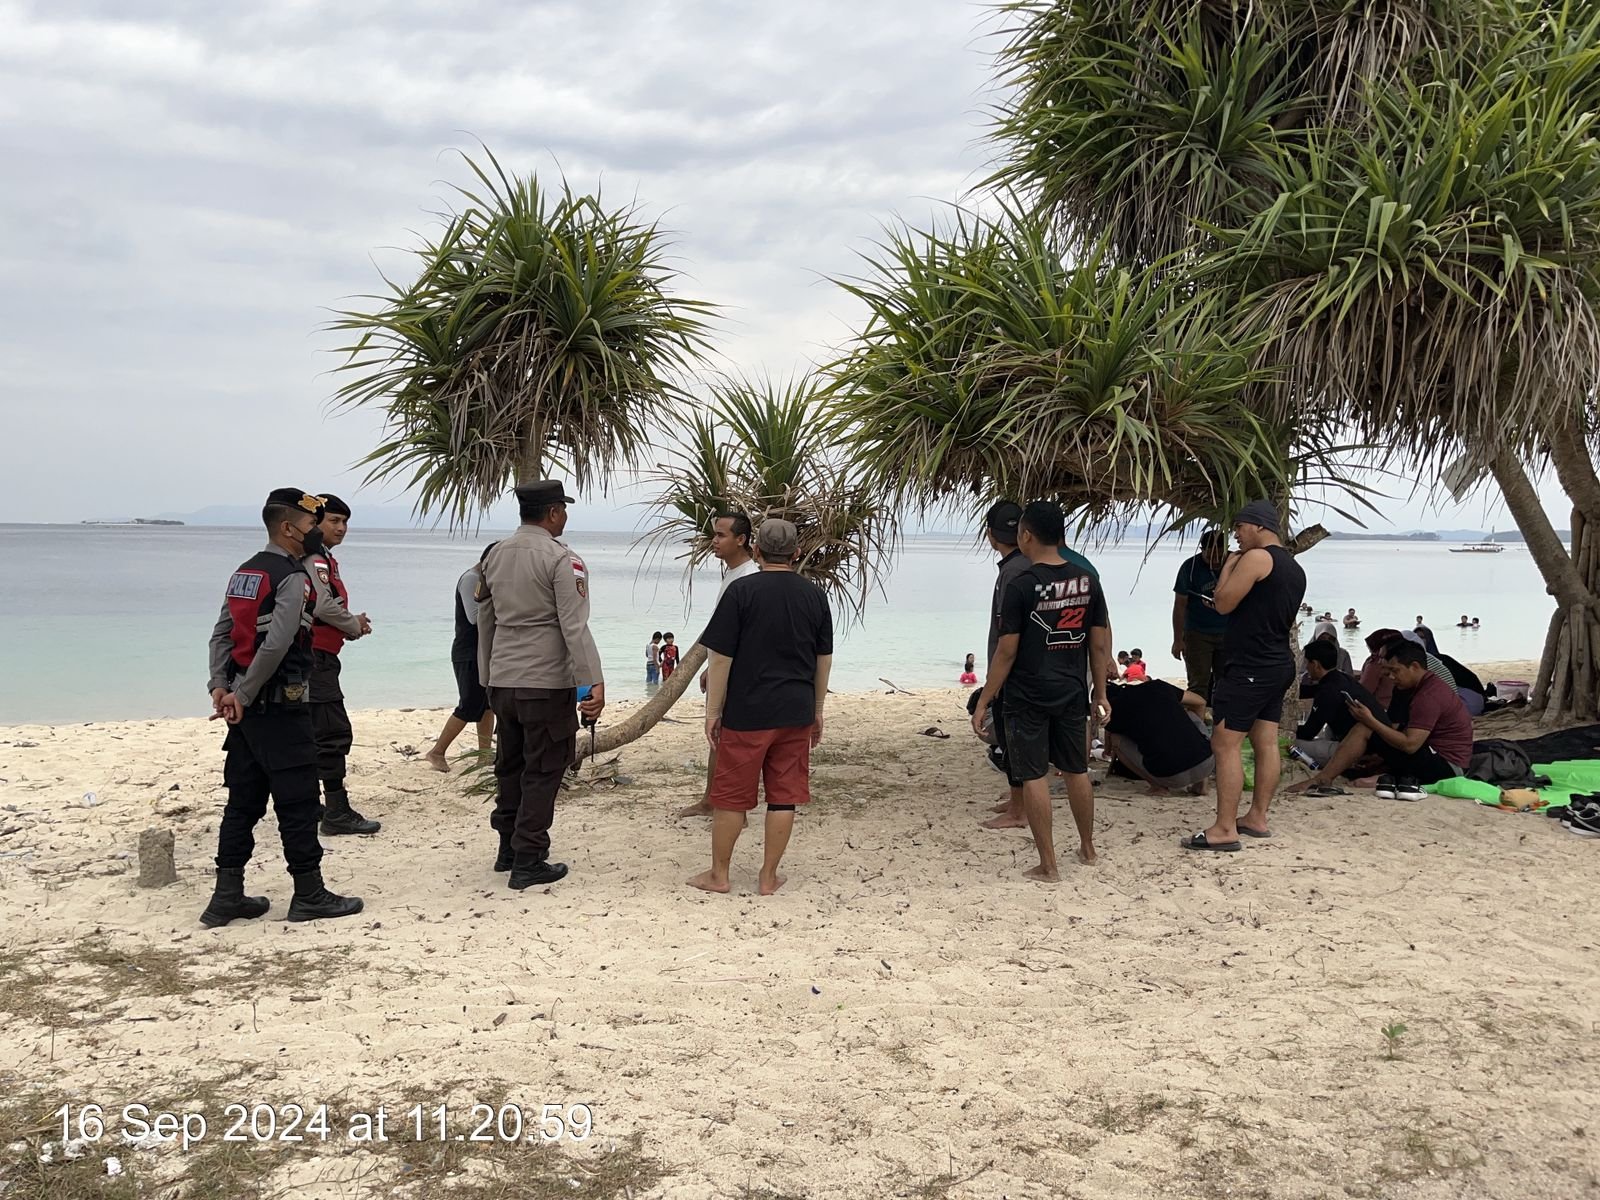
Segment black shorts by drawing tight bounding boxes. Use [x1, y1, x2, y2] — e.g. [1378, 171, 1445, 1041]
[1212, 666, 1295, 732]
[988, 692, 1024, 787]
[452, 658, 489, 722]
[1003, 698, 1089, 781]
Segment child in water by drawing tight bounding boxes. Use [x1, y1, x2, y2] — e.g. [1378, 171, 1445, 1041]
[960, 653, 978, 686]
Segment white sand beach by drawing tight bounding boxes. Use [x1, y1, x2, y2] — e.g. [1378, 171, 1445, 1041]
[3, 669, 1598, 1198]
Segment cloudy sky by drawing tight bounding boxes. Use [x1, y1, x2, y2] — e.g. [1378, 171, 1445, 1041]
[0, 0, 1568, 532]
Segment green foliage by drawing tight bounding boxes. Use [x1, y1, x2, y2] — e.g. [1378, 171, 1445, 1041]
[1382, 1021, 1409, 1058]
[643, 374, 894, 616]
[330, 148, 714, 526]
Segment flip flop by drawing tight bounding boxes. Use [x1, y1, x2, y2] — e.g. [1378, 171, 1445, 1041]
[1180, 831, 1242, 853]
[1306, 785, 1348, 797]
[919, 726, 950, 739]
[1237, 825, 1271, 839]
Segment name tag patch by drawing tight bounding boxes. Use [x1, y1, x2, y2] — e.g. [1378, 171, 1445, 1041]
[227, 570, 265, 600]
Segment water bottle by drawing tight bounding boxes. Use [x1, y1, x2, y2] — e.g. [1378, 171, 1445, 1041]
[1288, 746, 1319, 771]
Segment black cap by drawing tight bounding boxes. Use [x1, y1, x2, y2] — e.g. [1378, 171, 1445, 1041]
[984, 500, 1022, 544]
[264, 488, 324, 518]
[318, 493, 351, 518]
[1233, 499, 1281, 535]
[515, 480, 577, 507]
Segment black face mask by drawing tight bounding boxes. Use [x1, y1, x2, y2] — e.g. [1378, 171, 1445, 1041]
[298, 525, 326, 557]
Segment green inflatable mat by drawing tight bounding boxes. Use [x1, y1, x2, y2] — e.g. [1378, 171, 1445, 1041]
[1423, 759, 1600, 808]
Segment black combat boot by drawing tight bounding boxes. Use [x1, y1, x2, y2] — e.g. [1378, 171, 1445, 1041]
[199, 867, 271, 928]
[286, 869, 364, 922]
[508, 853, 568, 890]
[493, 832, 515, 873]
[320, 783, 380, 835]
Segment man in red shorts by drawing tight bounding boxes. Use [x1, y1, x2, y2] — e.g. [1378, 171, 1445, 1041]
[690, 519, 834, 896]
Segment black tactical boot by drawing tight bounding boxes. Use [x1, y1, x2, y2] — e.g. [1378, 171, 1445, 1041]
[493, 832, 515, 873]
[320, 783, 380, 835]
[199, 867, 271, 928]
[508, 853, 568, 890]
[286, 870, 364, 922]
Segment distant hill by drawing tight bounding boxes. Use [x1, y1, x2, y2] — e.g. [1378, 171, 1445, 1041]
[155, 504, 435, 529]
[1326, 530, 1440, 542]
[1328, 528, 1569, 543]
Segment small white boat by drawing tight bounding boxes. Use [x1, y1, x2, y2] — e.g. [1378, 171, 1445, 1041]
[1449, 541, 1505, 553]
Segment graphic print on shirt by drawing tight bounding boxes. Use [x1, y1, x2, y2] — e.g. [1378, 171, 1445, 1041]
[1027, 573, 1095, 649]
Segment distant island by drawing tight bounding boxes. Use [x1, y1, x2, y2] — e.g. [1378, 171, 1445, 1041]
[1327, 530, 1440, 542]
[81, 518, 185, 526]
[1327, 528, 1568, 543]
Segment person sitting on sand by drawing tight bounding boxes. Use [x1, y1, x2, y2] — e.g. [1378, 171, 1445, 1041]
[1104, 679, 1213, 795]
[1116, 649, 1131, 676]
[1344, 639, 1474, 792]
[1284, 639, 1389, 794]
[1299, 621, 1352, 696]
[1124, 648, 1148, 680]
[692, 520, 833, 896]
[960, 653, 978, 686]
[1343, 607, 1360, 629]
[972, 501, 1111, 880]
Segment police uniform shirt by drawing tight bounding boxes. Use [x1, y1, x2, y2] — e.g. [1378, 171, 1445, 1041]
[207, 543, 314, 707]
[477, 524, 604, 690]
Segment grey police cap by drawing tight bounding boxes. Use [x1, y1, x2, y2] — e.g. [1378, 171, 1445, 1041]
[514, 480, 577, 507]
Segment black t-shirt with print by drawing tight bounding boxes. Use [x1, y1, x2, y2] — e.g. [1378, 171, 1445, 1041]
[701, 571, 834, 732]
[998, 558, 1109, 708]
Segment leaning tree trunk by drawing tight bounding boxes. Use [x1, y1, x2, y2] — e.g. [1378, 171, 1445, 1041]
[578, 641, 708, 762]
[1490, 447, 1600, 725]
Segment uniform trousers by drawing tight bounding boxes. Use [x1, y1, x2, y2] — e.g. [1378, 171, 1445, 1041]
[489, 687, 578, 860]
[216, 703, 324, 876]
[311, 649, 353, 793]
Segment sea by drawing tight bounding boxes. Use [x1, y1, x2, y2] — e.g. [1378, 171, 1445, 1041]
[0, 524, 1549, 726]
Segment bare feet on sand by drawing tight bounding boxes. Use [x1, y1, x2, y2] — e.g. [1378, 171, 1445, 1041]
[676, 800, 712, 818]
[980, 813, 1028, 830]
[1023, 864, 1061, 883]
[757, 873, 786, 896]
[424, 750, 450, 773]
[990, 799, 1011, 814]
[1076, 848, 1097, 866]
[687, 870, 730, 893]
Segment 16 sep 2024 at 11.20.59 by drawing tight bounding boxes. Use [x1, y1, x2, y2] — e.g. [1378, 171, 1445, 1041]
[52, 1101, 594, 1151]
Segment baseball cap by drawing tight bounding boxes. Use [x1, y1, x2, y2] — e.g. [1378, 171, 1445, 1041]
[756, 519, 799, 559]
[984, 500, 1022, 544]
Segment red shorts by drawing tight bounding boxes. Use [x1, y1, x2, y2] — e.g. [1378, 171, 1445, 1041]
[706, 725, 813, 812]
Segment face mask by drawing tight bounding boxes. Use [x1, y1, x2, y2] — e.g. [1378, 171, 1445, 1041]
[298, 525, 326, 557]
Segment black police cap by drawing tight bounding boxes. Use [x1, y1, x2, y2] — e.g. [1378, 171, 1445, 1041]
[318, 493, 352, 518]
[264, 488, 324, 517]
[515, 480, 577, 507]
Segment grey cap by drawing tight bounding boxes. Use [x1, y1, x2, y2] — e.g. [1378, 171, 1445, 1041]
[514, 479, 577, 507]
[1233, 499, 1281, 535]
[756, 518, 799, 559]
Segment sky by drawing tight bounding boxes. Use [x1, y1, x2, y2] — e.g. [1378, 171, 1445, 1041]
[0, 0, 1573, 534]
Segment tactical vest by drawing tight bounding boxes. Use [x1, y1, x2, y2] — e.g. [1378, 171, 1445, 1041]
[310, 551, 349, 655]
[226, 550, 315, 688]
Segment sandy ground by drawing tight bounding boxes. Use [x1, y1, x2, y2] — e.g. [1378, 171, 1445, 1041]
[2, 668, 1598, 1199]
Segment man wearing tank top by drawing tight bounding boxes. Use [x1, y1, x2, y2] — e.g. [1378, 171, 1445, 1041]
[1182, 500, 1306, 853]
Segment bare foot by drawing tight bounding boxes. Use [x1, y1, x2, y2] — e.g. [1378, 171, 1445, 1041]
[757, 873, 786, 895]
[687, 870, 730, 893]
[1076, 848, 1097, 866]
[1023, 864, 1061, 884]
[676, 800, 712, 818]
[424, 750, 450, 773]
[1144, 785, 1171, 796]
[990, 799, 1011, 814]
[980, 813, 1028, 830]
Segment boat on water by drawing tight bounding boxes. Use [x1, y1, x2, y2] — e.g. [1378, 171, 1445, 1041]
[1449, 540, 1505, 553]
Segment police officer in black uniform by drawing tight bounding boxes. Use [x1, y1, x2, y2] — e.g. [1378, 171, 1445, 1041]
[200, 488, 364, 926]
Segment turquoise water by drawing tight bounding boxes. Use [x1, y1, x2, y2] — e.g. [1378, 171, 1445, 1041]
[0, 524, 1549, 725]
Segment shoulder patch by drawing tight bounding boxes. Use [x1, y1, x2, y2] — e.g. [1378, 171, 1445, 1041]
[571, 554, 588, 598]
[227, 570, 265, 600]
[315, 563, 330, 585]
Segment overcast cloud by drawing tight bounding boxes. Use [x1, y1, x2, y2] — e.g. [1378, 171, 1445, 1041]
[0, 0, 1568, 532]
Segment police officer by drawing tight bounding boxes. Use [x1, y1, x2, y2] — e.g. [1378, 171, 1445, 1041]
[477, 480, 605, 889]
[201, 488, 363, 926]
[307, 493, 380, 835]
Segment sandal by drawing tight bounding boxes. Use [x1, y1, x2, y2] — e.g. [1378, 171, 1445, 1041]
[1180, 831, 1242, 853]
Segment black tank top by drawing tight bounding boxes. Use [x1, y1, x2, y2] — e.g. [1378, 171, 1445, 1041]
[1221, 545, 1307, 673]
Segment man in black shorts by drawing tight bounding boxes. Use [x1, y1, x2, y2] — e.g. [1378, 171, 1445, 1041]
[972, 501, 1111, 881]
[1183, 500, 1306, 852]
[978, 501, 1033, 829]
[426, 543, 498, 773]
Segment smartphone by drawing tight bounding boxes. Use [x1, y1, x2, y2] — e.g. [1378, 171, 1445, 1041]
[1341, 690, 1354, 703]
[577, 685, 593, 703]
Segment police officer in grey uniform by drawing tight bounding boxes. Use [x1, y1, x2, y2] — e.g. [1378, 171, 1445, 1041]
[477, 480, 605, 889]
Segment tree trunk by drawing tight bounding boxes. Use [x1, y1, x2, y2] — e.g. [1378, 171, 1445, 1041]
[516, 421, 546, 486]
[1490, 450, 1600, 724]
[580, 641, 708, 761]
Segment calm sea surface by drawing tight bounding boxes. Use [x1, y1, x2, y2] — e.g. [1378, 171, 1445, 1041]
[0, 524, 1550, 725]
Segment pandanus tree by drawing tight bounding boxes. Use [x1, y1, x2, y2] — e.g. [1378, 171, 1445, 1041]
[329, 149, 714, 524]
[988, 0, 1600, 720]
[582, 373, 894, 759]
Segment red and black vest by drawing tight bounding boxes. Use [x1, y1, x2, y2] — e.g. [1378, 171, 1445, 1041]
[310, 551, 349, 656]
[226, 550, 315, 686]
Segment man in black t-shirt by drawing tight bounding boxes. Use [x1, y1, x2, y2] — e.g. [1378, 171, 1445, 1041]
[1284, 638, 1389, 793]
[1183, 500, 1306, 853]
[692, 520, 834, 897]
[972, 502, 1111, 882]
[1105, 680, 1214, 794]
